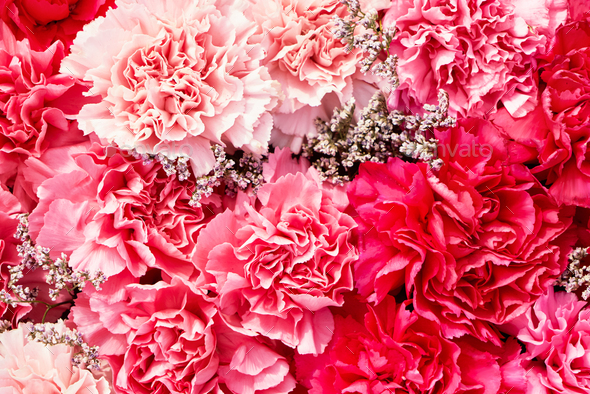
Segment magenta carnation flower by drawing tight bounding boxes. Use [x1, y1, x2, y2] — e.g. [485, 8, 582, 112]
[383, 0, 546, 117]
[0, 23, 92, 183]
[61, 0, 280, 176]
[1, 0, 115, 51]
[493, 20, 590, 208]
[347, 119, 575, 343]
[297, 296, 527, 394]
[194, 164, 357, 354]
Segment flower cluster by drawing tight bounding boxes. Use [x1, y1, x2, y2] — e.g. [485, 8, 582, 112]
[1, 0, 590, 394]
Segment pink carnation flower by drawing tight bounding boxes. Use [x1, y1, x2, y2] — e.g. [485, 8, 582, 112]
[28, 144, 220, 280]
[215, 315, 297, 394]
[101, 278, 219, 394]
[62, 0, 280, 176]
[383, 0, 546, 117]
[348, 119, 575, 343]
[503, 288, 590, 393]
[194, 162, 357, 354]
[73, 275, 295, 394]
[500, 287, 587, 358]
[539, 308, 590, 393]
[0, 321, 111, 393]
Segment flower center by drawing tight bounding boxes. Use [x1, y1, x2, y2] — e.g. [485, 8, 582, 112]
[118, 30, 213, 141]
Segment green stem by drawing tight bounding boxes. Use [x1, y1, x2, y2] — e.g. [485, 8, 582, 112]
[41, 301, 74, 324]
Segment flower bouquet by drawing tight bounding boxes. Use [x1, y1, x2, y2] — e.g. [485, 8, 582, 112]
[1, 0, 590, 392]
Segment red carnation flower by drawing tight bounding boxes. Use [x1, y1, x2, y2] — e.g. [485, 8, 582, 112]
[348, 119, 575, 343]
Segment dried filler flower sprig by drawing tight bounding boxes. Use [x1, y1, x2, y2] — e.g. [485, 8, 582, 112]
[303, 89, 455, 185]
[333, 0, 398, 85]
[130, 151, 192, 181]
[0, 214, 106, 322]
[27, 321, 101, 370]
[189, 145, 265, 207]
[557, 247, 590, 300]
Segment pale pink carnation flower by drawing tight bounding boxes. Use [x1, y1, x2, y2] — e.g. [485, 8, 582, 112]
[507, 0, 568, 37]
[251, 0, 360, 111]
[0, 321, 111, 393]
[62, 0, 280, 176]
[249, 0, 373, 152]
